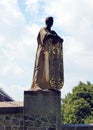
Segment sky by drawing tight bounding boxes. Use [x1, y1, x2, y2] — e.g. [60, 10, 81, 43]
[0, 0, 93, 101]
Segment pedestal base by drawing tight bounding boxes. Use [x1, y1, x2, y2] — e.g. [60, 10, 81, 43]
[24, 90, 61, 130]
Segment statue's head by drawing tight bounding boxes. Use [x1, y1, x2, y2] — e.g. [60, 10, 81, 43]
[45, 17, 53, 28]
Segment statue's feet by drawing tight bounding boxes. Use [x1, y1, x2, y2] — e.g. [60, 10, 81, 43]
[49, 88, 60, 92]
[30, 86, 42, 91]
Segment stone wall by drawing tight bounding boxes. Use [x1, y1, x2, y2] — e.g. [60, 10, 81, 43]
[0, 114, 93, 130]
[62, 124, 93, 130]
[0, 102, 23, 130]
[0, 114, 23, 130]
[24, 114, 56, 130]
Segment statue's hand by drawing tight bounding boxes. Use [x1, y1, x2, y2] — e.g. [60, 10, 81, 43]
[52, 36, 59, 44]
[59, 37, 64, 43]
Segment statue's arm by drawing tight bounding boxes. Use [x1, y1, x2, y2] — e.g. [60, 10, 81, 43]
[52, 30, 64, 43]
[37, 28, 64, 45]
[56, 35, 64, 43]
[37, 28, 47, 45]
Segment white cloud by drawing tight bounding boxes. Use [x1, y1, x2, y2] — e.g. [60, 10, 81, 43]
[0, 0, 39, 100]
[0, 0, 93, 100]
[26, 0, 38, 8]
[25, 0, 39, 18]
[0, 63, 23, 77]
[0, 0, 25, 43]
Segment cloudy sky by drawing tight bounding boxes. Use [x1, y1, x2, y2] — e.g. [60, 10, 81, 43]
[0, 0, 93, 101]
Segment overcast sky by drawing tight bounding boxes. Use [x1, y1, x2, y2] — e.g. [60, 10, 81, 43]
[0, 0, 93, 101]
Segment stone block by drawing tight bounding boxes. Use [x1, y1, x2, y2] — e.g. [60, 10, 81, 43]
[61, 124, 93, 130]
[61, 124, 75, 130]
[24, 90, 61, 130]
[77, 124, 93, 130]
[0, 123, 4, 130]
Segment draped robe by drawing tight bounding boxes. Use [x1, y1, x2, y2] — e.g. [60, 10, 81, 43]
[31, 27, 64, 90]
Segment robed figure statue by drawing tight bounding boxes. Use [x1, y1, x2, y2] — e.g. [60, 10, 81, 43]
[31, 17, 64, 91]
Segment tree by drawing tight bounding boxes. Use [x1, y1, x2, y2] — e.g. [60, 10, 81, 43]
[61, 81, 93, 124]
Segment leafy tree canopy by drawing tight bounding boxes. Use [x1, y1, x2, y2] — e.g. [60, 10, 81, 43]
[62, 81, 93, 124]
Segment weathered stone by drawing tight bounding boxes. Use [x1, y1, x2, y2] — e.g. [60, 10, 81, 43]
[32, 114, 40, 119]
[19, 120, 23, 126]
[38, 128, 47, 130]
[41, 117, 48, 122]
[61, 124, 93, 130]
[3, 119, 12, 125]
[24, 90, 61, 114]
[0, 114, 23, 130]
[15, 115, 21, 118]
[28, 128, 37, 130]
[0, 116, 3, 121]
[25, 120, 34, 126]
[29, 116, 36, 121]
[24, 115, 28, 120]
[0, 123, 4, 130]
[48, 128, 56, 130]
[12, 118, 19, 125]
[24, 90, 61, 130]
[5, 116, 11, 121]
[34, 120, 41, 127]
[12, 126, 18, 130]
[24, 126, 28, 130]
[5, 125, 11, 130]
[61, 124, 75, 130]
[41, 122, 48, 127]
[77, 124, 93, 130]
[0, 102, 23, 114]
[47, 114, 56, 124]
[18, 126, 23, 130]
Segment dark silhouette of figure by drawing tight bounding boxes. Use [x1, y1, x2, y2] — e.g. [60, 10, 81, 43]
[31, 17, 64, 91]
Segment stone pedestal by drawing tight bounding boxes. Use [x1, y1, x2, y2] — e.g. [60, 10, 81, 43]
[24, 90, 61, 130]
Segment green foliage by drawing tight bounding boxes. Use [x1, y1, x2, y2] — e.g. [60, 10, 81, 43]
[61, 81, 93, 124]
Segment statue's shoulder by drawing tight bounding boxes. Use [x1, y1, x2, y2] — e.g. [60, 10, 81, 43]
[51, 30, 57, 35]
[39, 27, 46, 32]
[39, 28, 48, 36]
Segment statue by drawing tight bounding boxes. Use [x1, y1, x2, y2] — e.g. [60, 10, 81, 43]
[31, 17, 64, 91]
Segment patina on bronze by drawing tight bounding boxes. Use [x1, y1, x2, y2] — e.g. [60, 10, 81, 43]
[31, 17, 64, 91]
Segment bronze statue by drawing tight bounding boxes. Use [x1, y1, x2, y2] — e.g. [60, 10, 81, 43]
[31, 17, 64, 91]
